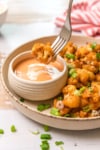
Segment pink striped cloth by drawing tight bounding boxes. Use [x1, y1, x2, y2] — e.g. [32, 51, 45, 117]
[55, 0, 100, 37]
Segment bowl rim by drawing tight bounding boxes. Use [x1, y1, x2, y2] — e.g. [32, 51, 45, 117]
[9, 50, 68, 85]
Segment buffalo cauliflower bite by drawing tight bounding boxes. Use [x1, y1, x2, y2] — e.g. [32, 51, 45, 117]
[32, 42, 53, 63]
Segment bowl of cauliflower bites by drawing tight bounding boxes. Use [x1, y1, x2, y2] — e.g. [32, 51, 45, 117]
[2, 35, 100, 130]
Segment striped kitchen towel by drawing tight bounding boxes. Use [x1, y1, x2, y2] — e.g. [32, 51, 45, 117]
[55, 0, 100, 36]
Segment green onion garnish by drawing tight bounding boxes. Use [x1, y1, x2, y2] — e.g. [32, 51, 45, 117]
[74, 87, 86, 96]
[65, 53, 75, 60]
[43, 125, 50, 132]
[50, 107, 60, 116]
[32, 130, 40, 135]
[55, 141, 64, 146]
[91, 42, 97, 50]
[67, 63, 74, 69]
[57, 96, 63, 100]
[82, 105, 91, 112]
[40, 140, 50, 150]
[79, 87, 86, 93]
[20, 97, 25, 102]
[37, 104, 51, 112]
[0, 129, 4, 134]
[10, 125, 17, 132]
[68, 68, 77, 78]
[96, 52, 100, 60]
[40, 134, 52, 140]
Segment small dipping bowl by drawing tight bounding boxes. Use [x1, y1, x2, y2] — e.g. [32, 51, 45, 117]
[8, 51, 68, 101]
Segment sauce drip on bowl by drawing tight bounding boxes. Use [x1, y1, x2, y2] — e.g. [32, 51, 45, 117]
[14, 58, 64, 81]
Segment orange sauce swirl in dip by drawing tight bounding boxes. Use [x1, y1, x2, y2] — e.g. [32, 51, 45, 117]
[14, 58, 64, 82]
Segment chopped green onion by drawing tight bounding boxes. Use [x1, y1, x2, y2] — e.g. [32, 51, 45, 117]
[87, 82, 91, 87]
[20, 97, 25, 102]
[71, 72, 77, 78]
[68, 68, 77, 78]
[82, 105, 91, 112]
[69, 68, 76, 75]
[65, 53, 75, 60]
[0, 129, 4, 134]
[65, 113, 76, 118]
[74, 87, 86, 96]
[32, 130, 40, 135]
[64, 113, 71, 117]
[67, 63, 74, 69]
[91, 42, 97, 50]
[10, 125, 17, 132]
[88, 87, 93, 92]
[60, 146, 64, 150]
[96, 52, 100, 60]
[43, 125, 50, 132]
[55, 141, 64, 146]
[79, 87, 86, 93]
[50, 107, 60, 116]
[40, 140, 50, 150]
[57, 96, 63, 100]
[74, 90, 81, 96]
[37, 104, 51, 112]
[40, 134, 52, 140]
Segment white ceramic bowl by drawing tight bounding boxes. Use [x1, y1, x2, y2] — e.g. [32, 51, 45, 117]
[8, 51, 68, 101]
[0, 2, 8, 27]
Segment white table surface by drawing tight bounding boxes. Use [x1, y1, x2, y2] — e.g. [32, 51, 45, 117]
[0, 22, 100, 150]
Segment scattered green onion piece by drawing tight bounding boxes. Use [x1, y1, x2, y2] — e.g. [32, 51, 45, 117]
[10, 125, 17, 132]
[20, 97, 25, 102]
[40, 134, 52, 140]
[44, 104, 51, 109]
[64, 113, 72, 117]
[50, 107, 60, 116]
[0, 129, 4, 134]
[43, 125, 50, 132]
[74, 87, 86, 96]
[91, 42, 97, 50]
[32, 130, 40, 135]
[67, 63, 74, 70]
[87, 82, 91, 87]
[55, 141, 64, 146]
[57, 96, 63, 100]
[65, 113, 76, 118]
[71, 72, 77, 78]
[68, 68, 77, 78]
[65, 53, 75, 60]
[69, 68, 76, 75]
[96, 52, 100, 60]
[37, 104, 51, 112]
[60, 146, 64, 150]
[40, 140, 50, 150]
[82, 105, 91, 112]
[88, 87, 93, 92]
[74, 90, 81, 96]
[79, 87, 86, 93]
